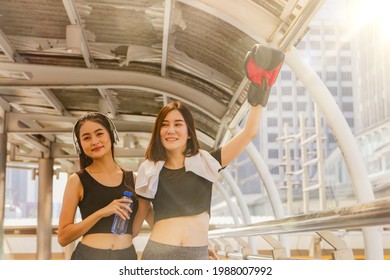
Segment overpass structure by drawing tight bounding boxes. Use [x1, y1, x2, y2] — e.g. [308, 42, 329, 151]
[0, 0, 387, 259]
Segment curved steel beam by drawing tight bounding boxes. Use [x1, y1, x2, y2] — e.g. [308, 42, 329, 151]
[213, 181, 241, 225]
[0, 62, 225, 122]
[285, 46, 384, 260]
[243, 140, 290, 255]
[220, 169, 257, 254]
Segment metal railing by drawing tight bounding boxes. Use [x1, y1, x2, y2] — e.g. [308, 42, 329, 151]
[208, 197, 390, 260]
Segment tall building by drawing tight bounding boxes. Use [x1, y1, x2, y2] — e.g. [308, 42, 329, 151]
[349, 0, 390, 132]
[5, 168, 37, 220]
[232, 0, 354, 215]
[324, 0, 390, 196]
[4, 167, 67, 224]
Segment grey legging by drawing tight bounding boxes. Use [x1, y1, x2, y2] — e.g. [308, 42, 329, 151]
[141, 239, 208, 260]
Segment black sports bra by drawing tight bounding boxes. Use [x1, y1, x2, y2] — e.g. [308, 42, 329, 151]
[77, 169, 138, 235]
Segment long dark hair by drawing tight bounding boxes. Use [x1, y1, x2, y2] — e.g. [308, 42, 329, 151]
[73, 112, 116, 169]
[145, 101, 200, 162]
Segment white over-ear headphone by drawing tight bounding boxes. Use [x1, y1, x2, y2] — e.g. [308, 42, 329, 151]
[72, 112, 119, 154]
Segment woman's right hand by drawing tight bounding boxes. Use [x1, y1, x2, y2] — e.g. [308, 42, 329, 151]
[101, 197, 132, 220]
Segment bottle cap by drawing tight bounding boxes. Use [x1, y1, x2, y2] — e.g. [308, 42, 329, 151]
[123, 191, 132, 198]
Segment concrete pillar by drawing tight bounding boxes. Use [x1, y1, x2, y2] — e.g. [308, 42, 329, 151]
[0, 133, 7, 260]
[0, 113, 7, 260]
[37, 158, 54, 260]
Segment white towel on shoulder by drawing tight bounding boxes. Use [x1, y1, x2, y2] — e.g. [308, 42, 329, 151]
[135, 149, 222, 199]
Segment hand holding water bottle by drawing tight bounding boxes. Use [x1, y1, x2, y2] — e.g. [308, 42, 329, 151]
[111, 191, 133, 235]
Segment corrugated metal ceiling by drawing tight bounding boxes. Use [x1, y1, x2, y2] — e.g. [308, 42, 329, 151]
[0, 0, 323, 172]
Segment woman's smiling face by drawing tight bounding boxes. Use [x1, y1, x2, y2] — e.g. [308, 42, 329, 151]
[79, 120, 112, 158]
[159, 109, 189, 153]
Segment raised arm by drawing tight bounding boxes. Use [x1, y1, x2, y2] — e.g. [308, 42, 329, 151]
[221, 44, 284, 167]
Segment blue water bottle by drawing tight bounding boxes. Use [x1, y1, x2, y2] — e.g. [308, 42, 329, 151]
[111, 191, 133, 235]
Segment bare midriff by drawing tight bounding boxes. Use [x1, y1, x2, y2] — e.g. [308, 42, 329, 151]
[149, 211, 209, 246]
[81, 233, 132, 250]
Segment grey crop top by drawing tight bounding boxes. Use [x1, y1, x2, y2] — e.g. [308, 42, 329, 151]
[77, 169, 138, 235]
[138, 148, 222, 223]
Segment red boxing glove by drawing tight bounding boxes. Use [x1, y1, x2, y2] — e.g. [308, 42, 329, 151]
[244, 44, 285, 106]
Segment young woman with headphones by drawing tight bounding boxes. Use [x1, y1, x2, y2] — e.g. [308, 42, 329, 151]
[58, 112, 144, 260]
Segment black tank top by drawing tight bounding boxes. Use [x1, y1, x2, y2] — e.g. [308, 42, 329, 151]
[77, 169, 138, 235]
[151, 148, 222, 223]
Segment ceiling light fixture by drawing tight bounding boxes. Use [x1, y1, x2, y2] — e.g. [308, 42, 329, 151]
[66, 24, 82, 53]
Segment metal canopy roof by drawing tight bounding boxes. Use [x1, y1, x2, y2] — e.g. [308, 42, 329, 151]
[0, 0, 324, 172]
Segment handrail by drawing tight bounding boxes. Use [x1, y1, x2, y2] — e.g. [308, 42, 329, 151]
[209, 197, 390, 238]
